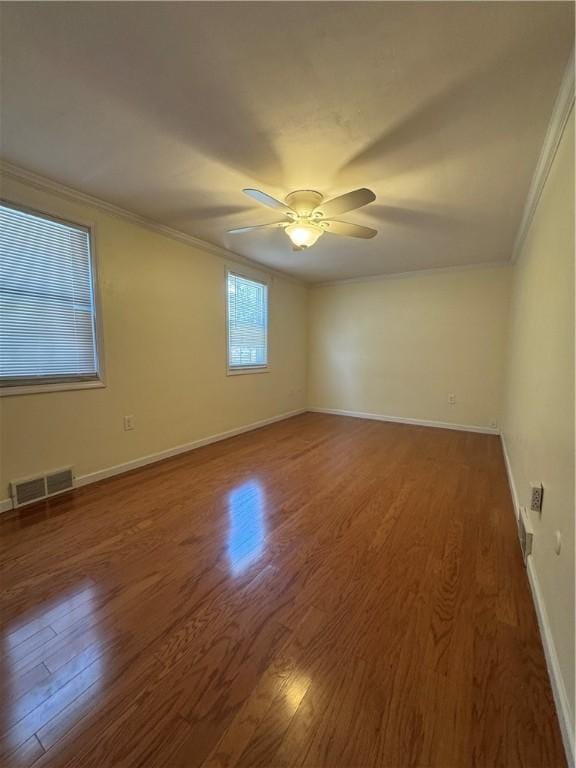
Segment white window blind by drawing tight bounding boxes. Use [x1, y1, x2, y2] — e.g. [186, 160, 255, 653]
[0, 202, 100, 388]
[227, 272, 268, 370]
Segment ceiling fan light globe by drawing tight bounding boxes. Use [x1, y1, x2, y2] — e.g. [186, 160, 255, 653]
[285, 222, 324, 249]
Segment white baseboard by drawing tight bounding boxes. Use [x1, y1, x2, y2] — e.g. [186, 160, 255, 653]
[500, 431, 520, 520]
[0, 408, 306, 514]
[500, 434, 575, 768]
[527, 558, 575, 768]
[308, 406, 499, 435]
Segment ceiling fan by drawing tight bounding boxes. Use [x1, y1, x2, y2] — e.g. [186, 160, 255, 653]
[228, 188, 377, 250]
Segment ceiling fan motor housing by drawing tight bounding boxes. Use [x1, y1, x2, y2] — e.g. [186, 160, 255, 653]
[285, 190, 324, 217]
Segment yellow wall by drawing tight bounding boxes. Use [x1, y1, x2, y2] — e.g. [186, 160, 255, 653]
[0, 177, 309, 497]
[503, 108, 574, 725]
[308, 266, 512, 430]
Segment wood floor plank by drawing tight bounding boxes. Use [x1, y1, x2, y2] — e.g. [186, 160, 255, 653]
[2, 664, 52, 703]
[0, 413, 566, 768]
[1, 734, 45, 768]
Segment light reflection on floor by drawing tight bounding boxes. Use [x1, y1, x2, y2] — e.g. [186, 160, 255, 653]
[227, 480, 266, 575]
[284, 672, 312, 714]
[3, 582, 105, 750]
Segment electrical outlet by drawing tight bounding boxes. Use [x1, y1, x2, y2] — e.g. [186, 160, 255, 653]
[448, 393, 456, 405]
[530, 483, 543, 513]
[123, 415, 135, 431]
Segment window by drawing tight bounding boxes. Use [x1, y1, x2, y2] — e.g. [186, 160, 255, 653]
[0, 202, 101, 393]
[227, 271, 268, 372]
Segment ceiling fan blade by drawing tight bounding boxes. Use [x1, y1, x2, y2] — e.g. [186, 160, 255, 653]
[322, 220, 378, 239]
[314, 188, 376, 217]
[227, 222, 286, 234]
[243, 189, 295, 214]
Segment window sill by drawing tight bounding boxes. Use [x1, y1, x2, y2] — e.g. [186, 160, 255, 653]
[227, 367, 270, 377]
[0, 379, 106, 397]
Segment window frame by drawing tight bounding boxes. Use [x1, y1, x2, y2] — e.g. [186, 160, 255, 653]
[0, 199, 106, 397]
[225, 268, 270, 376]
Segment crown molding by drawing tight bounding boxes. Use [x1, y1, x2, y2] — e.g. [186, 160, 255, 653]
[313, 260, 511, 288]
[0, 160, 306, 287]
[5, 40, 572, 288]
[512, 48, 575, 263]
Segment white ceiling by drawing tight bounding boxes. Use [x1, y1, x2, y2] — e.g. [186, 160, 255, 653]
[1, 2, 573, 283]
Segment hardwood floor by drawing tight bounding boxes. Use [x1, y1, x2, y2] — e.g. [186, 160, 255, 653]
[0, 413, 565, 767]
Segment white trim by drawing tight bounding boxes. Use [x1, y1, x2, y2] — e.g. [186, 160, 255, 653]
[0, 406, 495, 514]
[3, 48, 572, 289]
[308, 407, 499, 434]
[226, 367, 269, 377]
[500, 433, 575, 767]
[0, 409, 305, 514]
[512, 48, 575, 263]
[527, 559, 575, 768]
[314, 50, 574, 288]
[223, 258, 272, 287]
[0, 380, 105, 398]
[0, 162, 514, 289]
[314, 261, 511, 288]
[0, 161, 305, 287]
[0, 407, 491, 512]
[76, 409, 305, 488]
[500, 431, 520, 520]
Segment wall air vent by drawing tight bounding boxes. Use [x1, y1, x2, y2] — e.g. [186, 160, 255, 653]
[11, 476, 47, 507]
[10, 467, 75, 509]
[46, 468, 74, 496]
[517, 506, 534, 565]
